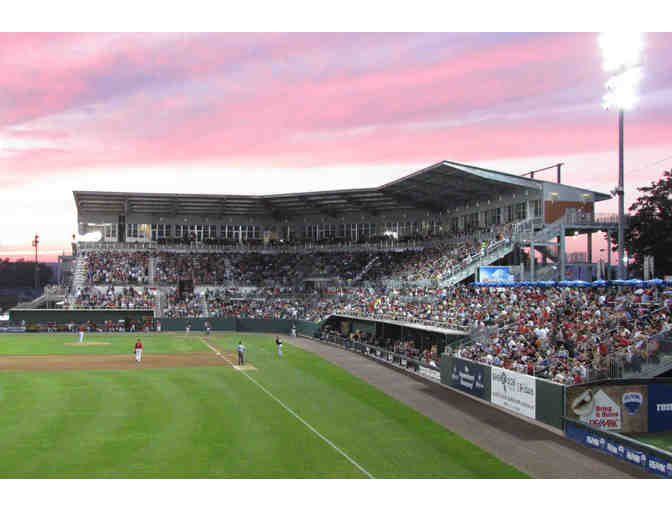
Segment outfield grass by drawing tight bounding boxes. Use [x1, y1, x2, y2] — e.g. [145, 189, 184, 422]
[630, 434, 672, 453]
[0, 332, 209, 355]
[0, 332, 527, 478]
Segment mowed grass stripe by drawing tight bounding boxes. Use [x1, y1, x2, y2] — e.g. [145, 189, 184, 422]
[209, 334, 526, 478]
[0, 333, 209, 356]
[0, 367, 366, 478]
[0, 332, 526, 478]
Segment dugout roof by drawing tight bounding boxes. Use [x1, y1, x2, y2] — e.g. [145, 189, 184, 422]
[73, 160, 611, 219]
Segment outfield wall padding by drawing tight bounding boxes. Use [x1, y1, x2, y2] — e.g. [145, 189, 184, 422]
[10, 309, 153, 324]
[295, 320, 322, 338]
[158, 318, 236, 331]
[236, 319, 293, 334]
[535, 379, 566, 430]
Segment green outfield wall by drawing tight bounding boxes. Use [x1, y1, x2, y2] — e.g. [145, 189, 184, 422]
[10, 309, 153, 324]
[10, 310, 322, 337]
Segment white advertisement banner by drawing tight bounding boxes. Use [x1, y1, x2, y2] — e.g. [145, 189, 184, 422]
[491, 367, 536, 419]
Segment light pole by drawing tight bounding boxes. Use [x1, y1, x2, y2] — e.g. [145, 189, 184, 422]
[32, 233, 40, 290]
[600, 32, 643, 280]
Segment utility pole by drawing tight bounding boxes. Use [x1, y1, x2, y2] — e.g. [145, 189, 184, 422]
[32, 233, 40, 290]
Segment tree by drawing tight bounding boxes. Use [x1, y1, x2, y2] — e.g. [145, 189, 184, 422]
[0, 259, 53, 287]
[611, 168, 672, 278]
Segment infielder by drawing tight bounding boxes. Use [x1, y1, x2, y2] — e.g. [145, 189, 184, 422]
[134, 339, 143, 363]
[276, 336, 283, 357]
[237, 341, 245, 365]
[79, 323, 86, 343]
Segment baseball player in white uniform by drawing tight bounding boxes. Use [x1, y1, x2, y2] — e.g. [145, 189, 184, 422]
[135, 339, 143, 363]
[276, 336, 283, 357]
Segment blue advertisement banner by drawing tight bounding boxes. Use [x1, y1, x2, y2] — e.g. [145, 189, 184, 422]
[450, 358, 486, 399]
[647, 383, 672, 433]
[565, 422, 672, 478]
[478, 266, 513, 283]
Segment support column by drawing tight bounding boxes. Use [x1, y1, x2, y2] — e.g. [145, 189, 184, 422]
[587, 232, 593, 281]
[607, 231, 612, 278]
[559, 226, 566, 282]
[530, 240, 535, 282]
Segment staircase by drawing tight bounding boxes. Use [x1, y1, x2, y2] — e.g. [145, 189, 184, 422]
[73, 253, 87, 288]
[149, 256, 156, 285]
[354, 256, 379, 282]
[441, 240, 516, 286]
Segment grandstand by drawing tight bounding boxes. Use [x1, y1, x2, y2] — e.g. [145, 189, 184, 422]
[15, 158, 672, 387]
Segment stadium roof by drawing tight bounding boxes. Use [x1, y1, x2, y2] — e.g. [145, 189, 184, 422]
[74, 160, 611, 219]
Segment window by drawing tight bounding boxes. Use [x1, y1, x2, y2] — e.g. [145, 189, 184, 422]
[533, 199, 542, 218]
[505, 205, 514, 223]
[104, 224, 117, 241]
[515, 201, 527, 221]
[127, 223, 138, 238]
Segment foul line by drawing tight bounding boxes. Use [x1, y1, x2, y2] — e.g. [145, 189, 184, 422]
[200, 338, 374, 479]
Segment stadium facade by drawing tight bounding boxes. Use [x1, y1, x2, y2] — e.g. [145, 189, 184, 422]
[73, 160, 614, 281]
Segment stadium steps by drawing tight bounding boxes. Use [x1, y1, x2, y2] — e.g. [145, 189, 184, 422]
[442, 240, 515, 285]
[73, 254, 87, 288]
[354, 256, 379, 282]
[14, 294, 49, 309]
[149, 256, 156, 284]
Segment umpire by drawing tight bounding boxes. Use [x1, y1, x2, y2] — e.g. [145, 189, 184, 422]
[237, 341, 245, 365]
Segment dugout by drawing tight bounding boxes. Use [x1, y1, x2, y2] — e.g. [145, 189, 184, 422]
[323, 313, 467, 355]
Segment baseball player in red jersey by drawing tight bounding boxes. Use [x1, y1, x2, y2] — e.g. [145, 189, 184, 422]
[79, 323, 86, 343]
[134, 339, 143, 363]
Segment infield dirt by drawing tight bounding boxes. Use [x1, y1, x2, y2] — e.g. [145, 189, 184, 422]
[0, 352, 251, 371]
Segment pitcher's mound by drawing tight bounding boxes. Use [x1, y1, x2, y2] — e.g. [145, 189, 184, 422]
[64, 342, 111, 346]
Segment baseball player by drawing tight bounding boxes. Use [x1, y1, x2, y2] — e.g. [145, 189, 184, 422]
[237, 341, 245, 365]
[205, 320, 211, 336]
[276, 336, 283, 357]
[186, 321, 191, 336]
[134, 339, 143, 363]
[79, 323, 86, 343]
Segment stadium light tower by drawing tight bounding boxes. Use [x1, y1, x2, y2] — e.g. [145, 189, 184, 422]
[32, 233, 40, 290]
[600, 32, 643, 280]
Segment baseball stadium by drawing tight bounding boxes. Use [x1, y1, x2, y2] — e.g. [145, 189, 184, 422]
[3, 159, 672, 479]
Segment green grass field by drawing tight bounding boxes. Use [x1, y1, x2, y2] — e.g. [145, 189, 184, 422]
[0, 332, 527, 478]
[0, 332, 209, 355]
[630, 434, 672, 453]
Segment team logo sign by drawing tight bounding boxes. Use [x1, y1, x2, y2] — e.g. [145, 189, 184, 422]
[622, 392, 643, 415]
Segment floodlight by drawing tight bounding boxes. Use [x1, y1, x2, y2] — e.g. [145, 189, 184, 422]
[600, 32, 644, 280]
[603, 66, 643, 110]
[599, 32, 643, 72]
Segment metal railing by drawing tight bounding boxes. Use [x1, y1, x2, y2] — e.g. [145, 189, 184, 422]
[331, 310, 471, 333]
[313, 332, 441, 382]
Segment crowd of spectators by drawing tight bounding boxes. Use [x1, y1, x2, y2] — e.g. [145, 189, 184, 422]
[164, 289, 203, 318]
[452, 286, 671, 384]
[84, 234, 506, 288]
[68, 286, 155, 309]
[85, 251, 150, 284]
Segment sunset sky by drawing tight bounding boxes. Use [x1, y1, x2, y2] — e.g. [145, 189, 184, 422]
[1, 30, 671, 262]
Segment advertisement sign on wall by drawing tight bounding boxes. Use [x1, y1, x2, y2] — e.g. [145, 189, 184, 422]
[490, 367, 536, 419]
[450, 358, 486, 399]
[647, 384, 672, 433]
[565, 422, 672, 478]
[479, 266, 513, 283]
[566, 384, 648, 433]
